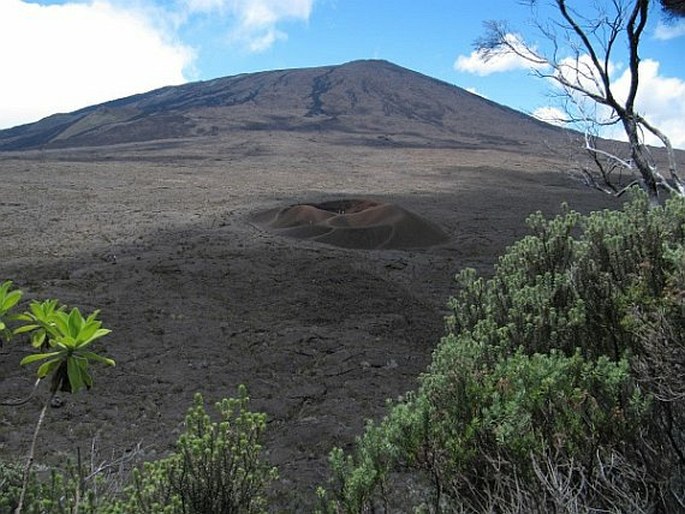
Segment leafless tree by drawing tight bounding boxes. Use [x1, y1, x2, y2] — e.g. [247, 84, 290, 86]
[476, 0, 684, 203]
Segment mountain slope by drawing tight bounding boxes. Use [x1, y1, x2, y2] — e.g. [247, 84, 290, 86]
[0, 60, 568, 151]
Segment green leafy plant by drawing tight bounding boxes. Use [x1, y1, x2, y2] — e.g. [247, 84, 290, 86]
[16, 302, 114, 393]
[0, 280, 23, 343]
[14, 299, 63, 351]
[11, 300, 115, 514]
[107, 387, 277, 514]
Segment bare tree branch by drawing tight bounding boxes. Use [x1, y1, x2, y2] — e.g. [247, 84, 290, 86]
[475, 0, 682, 203]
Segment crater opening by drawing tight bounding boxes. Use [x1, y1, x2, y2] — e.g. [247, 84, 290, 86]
[253, 198, 448, 250]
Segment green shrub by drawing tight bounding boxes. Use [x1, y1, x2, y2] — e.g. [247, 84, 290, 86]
[319, 191, 685, 512]
[0, 460, 37, 514]
[107, 386, 277, 514]
[0, 456, 111, 514]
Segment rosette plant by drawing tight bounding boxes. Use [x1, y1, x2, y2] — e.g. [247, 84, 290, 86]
[12, 300, 115, 514]
[15, 301, 115, 393]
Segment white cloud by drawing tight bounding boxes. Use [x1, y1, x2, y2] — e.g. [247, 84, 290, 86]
[655, 20, 685, 40]
[185, 0, 225, 10]
[532, 106, 567, 126]
[611, 59, 685, 149]
[465, 87, 487, 98]
[184, 0, 314, 52]
[454, 33, 544, 76]
[539, 56, 685, 149]
[0, 0, 193, 129]
[555, 54, 619, 100]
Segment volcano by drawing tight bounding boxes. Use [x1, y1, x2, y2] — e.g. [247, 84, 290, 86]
[0, 59, 570, 152]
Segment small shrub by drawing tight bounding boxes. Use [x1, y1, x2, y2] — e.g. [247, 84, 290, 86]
[108, 386, 277, 514]
[0, 456, 112, 514]
[0, 460, 39, 514]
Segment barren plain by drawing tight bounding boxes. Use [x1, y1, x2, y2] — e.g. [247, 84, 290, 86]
[0, 132, 621, 509]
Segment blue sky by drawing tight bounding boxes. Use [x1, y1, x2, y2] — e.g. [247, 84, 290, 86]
[2, 0, 684, 147]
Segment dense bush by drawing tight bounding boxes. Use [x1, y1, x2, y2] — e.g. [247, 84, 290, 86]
[319, 191, 685, 513]
[105, 386, 277, 514]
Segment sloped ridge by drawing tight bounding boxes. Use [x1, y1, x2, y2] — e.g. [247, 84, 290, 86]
[254, 199, 448, 250]
[0, 59, 568, 152]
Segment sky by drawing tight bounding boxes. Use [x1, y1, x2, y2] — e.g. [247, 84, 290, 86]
[1, 0, 684, 148]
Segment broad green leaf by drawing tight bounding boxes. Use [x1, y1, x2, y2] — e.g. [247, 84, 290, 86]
[68, 308, 83, 338]
[20, 351, 62, 366]
[0, 321, 5, 331]
[0, 281, 14, 301]
[86, 310, 101, 324]
[0, 290, 22, 312]
[76, 321, 100, 344]
[78, 328, 112, 348]
[30, 330, 47, 349]
[29, 301, 48, 319]
[83, 369, 93, 388]
[79, 351, 116, 367]
[67, 358, 86, 393]
[37, 358, 62, 378]
[53, 313, 70, 338]
[13, 324, 40, 334]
